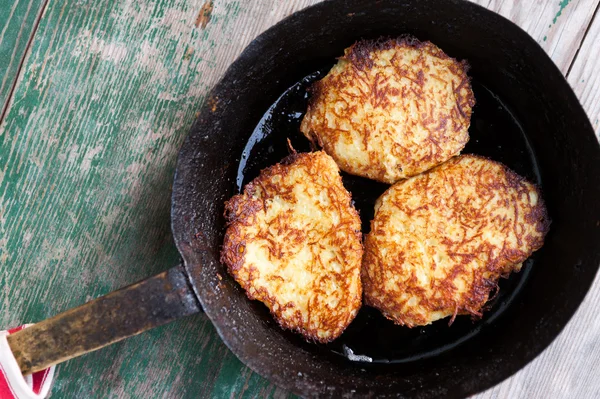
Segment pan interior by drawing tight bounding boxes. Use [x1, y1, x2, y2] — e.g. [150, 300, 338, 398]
[235, 67, 541, 364]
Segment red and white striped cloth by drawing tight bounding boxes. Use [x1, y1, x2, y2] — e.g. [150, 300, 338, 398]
[0, 326, 55, 399]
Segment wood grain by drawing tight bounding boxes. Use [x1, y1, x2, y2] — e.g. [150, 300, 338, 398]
[0, 0, 47, 118]
[484, 0, 600, 73]
[0, 0, 310, 397]
[567, 5, 600, 137]
[0, 0, 598, 398]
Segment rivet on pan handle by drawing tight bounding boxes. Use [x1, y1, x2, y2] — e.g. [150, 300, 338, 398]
[6, 263, 202, 375]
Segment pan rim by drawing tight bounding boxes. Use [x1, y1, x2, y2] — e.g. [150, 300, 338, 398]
[170, 0, 600, 397]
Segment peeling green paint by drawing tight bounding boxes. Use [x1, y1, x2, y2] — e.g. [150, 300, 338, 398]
[0, 0, 291, 397]
[227, 1, 242, 18]
[0, 0, 46, 112]
[553, 0, 571, 24]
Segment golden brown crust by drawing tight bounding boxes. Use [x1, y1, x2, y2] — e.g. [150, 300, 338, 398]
[221, 151, 363, 342]
[362, 155, 550, 326]
[300, 36, 475, 184]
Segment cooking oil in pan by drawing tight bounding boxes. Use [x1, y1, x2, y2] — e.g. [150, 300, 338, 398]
[236, 69, 542, 364]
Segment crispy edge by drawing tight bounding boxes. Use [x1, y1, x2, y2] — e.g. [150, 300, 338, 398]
[362, 154, 551, 326]
[220, 151, 363, 342]
[301, 36, 476, 183]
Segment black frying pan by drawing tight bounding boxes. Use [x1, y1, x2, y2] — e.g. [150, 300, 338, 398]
[7, 0, 600, 397]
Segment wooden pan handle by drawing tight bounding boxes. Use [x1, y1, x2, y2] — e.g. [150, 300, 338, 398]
[6, 263, 202, 375]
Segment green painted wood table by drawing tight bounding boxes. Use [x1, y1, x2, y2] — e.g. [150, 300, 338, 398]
[1, 0, 599, 397]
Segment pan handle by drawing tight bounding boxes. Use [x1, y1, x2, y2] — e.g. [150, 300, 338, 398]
[6, 262, 202, 375]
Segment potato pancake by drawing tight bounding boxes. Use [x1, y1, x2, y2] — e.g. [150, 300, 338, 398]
[300, 36, 475, 184]
[362, 155, 550, 326]
[221, 151, 363, 342]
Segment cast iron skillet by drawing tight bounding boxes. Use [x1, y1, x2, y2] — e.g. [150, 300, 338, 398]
[7, 0, 600, 397]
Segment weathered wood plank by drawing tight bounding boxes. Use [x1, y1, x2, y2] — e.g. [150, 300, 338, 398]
[566, 6, 600, 137]
[482, 0, 600, 73]
[0, 0, 47, 118]
[0, 0, 598, 398]
[1, 0, 311, 397]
